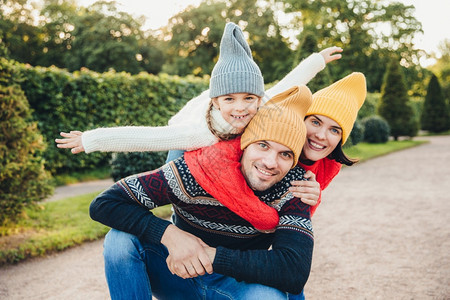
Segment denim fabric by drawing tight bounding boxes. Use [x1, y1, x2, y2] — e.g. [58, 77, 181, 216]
[165, 149, 186, 163]
[103, 229, 288, 300]
[288, 290, 305, 300]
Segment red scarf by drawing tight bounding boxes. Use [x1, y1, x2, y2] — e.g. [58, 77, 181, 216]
[184, 137, 279, 231]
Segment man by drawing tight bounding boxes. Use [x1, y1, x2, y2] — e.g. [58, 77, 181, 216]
[90, 85, 314, 299]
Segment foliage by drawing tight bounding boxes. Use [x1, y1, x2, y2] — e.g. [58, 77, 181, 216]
[347, 119, 364, 146]
[429, 40, 450, 104]
[0, 58, 53, 225]
[378, 58, 418, 140]
[161, 0, 293, 83]
[343, 139, 427, 163]
[421, 74, 449, 133]
[0, 191, 172, 265]
[13, 62, 208, 175]
[281, 0, 424, 92]
[357, 92, 379, 120]
[0, 192, 110, 265]
[110, 151, 168, 182]
[294, 32, 332, 93]
[1, 0, 428, 92]
[361, 115, 390, 144]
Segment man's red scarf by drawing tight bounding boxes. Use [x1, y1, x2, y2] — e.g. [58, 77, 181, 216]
[184, 138, 343, 230]
[184, 137, 279, 231]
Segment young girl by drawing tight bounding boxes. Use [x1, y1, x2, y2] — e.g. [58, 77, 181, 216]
[56, 23, 342, 230]
[55, 24, 342, 155]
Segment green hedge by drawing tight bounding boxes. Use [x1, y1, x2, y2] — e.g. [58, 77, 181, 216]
[14, 64, 209, 175]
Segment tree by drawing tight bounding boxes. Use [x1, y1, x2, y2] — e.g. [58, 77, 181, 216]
[64, 1, 145, 73]
[37, 0, 79, 68]
[0, 58, 53, 225]
[160, 0, 293, 83]
[294, 32, 332, 93]
[281, 0, 424, 91]
[378, 58, 418, 140]
[421, 74, 449, 132]
[0, 0, 45, 65]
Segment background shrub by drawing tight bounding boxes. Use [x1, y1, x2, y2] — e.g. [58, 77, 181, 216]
[378, 58, 418, 140]
[0, 58, 53, 225]
[357, 92, 379, 120]
[421, 74, 450, 132]
[348, 120, 364, 146]
[110, 151, 168, 181]
[362, 115, 390, 143]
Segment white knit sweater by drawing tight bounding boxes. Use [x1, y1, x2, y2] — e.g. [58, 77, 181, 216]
[82, 53, 325, 153]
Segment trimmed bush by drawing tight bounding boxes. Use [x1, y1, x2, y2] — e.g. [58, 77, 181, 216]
[358, 92, 379, 120]
[378, 58, 418, 140]
[362, 115, 390, 143]
[0, 58, 53, 225]
[348, 120, 364, 146]
[110, 151, 168, 182]
[14, 64, 209, 175]
[421, 74, 449, 132]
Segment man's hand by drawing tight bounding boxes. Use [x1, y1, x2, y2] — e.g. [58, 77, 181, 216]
[319, 46, 343, 64]
[55, 131, 85, 154]
[289, 170, 320, 206]
[161, 224, 213, 279]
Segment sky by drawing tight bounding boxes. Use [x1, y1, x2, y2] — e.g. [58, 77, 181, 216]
[74, 0, 450, 65]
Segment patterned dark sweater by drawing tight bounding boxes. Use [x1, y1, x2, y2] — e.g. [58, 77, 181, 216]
[90, 157, 314, 294]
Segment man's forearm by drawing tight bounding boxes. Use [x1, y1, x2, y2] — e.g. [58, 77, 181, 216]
[89, 183, 171, 244]
[212, 226, 313, 294]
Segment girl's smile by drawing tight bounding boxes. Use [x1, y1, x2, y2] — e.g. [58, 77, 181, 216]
[213, 93, 261, 130]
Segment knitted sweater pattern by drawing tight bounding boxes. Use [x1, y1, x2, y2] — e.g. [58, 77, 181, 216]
[118, 157, 312, 247]
[90, 156, 314, 293]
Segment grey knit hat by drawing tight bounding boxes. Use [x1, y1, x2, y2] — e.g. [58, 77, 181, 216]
[209, 22, 264, 98]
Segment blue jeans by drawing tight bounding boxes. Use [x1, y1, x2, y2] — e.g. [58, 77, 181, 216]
[165, 149, 186, 163]
[289, 291, 305, 300]
[103, 229, 289, 300]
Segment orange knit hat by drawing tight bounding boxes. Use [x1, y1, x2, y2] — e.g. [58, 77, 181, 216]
[241, 85, 313, 167]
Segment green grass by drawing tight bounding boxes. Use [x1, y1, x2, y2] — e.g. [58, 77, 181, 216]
[52, 166, 111, 186]
[0, 138, 431, 265]
[343, 139, 428, 163]
[0, 192, 172, 266]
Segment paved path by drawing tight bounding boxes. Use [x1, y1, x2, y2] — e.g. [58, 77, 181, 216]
[45, 178, 114, 202]
[0, 136, 449, 299]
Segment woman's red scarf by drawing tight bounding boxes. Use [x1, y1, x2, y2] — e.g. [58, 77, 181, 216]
[184, 137, 279, 231]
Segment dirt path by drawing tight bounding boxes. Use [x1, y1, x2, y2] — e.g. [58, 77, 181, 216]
[0, 136, 449, 299]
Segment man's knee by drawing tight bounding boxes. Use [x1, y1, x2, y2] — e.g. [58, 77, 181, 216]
[240, 284, 287, 300]
[103, 229, 142, 265]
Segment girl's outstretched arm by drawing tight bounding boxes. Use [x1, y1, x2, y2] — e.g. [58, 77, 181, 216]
[55, 131, 85, 154]
[265, 46, 343, 101]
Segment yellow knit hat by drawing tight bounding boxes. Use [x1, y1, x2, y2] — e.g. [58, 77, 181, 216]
[306, 72, 367, 145]
[241, 85, 312, 167]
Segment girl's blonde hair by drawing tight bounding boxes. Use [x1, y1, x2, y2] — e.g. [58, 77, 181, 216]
[205, 99, 240, 141]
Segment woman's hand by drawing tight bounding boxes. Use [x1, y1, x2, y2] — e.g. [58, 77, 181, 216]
[289, 171, 320, 206]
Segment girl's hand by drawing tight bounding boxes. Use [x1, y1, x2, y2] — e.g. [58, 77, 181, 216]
[55, 131, 85, 154]
[289, 171, 320, 206]
[319, 46, 343, 64]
